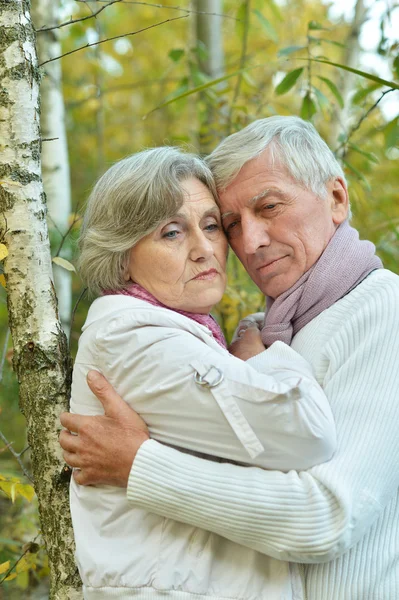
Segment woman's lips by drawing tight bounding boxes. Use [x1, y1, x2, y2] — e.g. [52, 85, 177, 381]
[192, 268, 219, 280]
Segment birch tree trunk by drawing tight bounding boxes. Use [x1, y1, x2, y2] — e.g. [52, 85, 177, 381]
[330, 0, 368, 149]
[0, 1, 81, 597]
[193, 0, 225, 153]
[32, 0, 73, 338]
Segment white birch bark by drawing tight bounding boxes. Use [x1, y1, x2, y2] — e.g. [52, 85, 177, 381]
[330, 0, 368, 148]
[0, 1, 81, 597]
[32, 0, 72, 338]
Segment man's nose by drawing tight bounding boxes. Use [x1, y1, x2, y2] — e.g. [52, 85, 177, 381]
[190, 231, 214, 261]
[241, 217, 271, 255]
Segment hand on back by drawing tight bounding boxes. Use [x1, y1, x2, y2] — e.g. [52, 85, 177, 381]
[59, 371, 149, 487]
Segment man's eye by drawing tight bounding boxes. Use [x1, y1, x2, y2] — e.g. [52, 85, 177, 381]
[224, 220, 240, 238]
[263, 204, 277, 210]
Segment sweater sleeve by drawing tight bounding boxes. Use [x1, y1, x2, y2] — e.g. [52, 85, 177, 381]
[96, 312, 336, 471]
[127, 280, 399, 563]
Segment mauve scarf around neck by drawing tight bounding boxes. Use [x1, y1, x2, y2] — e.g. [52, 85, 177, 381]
[103, 283, 227, 349]
[261, 220, 383, 347]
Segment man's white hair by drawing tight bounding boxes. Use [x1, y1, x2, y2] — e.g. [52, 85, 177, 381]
[206, 116, 346, 199]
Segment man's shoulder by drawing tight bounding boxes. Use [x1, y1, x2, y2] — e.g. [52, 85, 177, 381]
[348, 268, 399, 303]
[329, 268, 399, 330]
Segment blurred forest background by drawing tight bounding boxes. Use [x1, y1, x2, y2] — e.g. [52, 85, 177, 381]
[0, 0, 398, 596]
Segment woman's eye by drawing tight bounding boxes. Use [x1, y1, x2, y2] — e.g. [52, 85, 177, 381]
[205, 223, 220, 232]
[162, 229, 180, 239]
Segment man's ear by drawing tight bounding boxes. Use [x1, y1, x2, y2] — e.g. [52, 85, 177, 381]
[329, 177, 349, 225]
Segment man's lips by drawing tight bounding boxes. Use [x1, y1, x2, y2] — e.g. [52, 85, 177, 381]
[256, 256, 287, 273]
[192, 268, 219, 280]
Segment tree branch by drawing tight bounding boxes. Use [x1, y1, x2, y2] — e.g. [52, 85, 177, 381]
[335, 88, 397, 158]
[38, 15, 188, 66]
[0, 533, 40, 585]
[54, 213, 82, 259]
[36, 0, 122, 32]
[0, 327, 10, 384]
[75, 0, 240, 21]
[0, 430, 34, 483]
[69, 287, 88, 352]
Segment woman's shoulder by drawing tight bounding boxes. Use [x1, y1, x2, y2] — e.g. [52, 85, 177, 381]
[82, 295, 222, 351]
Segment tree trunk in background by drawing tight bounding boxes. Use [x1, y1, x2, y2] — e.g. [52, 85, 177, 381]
[194, 0, 225, 153]
[32, 0, 72, 338]
[330, 0, 368, 150]
[0, 1, 81, 597]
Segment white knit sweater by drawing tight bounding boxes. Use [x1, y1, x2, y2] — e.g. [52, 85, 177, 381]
[127, 269, 399, 599]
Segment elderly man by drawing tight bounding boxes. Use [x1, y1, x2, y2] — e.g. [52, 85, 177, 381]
[60, 116, 399, 599]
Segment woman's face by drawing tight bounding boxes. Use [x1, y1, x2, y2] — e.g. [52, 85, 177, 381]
[125, 177, 228, 314]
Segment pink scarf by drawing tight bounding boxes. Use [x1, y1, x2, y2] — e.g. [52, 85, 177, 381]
[261, 220, 383, 347]
[104, 283, 227, 349]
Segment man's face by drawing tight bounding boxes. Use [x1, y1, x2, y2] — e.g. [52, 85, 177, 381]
[219, 149, 349, 298]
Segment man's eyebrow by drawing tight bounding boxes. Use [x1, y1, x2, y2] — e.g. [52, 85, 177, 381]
[221, 188, 284, 220]
[248, 188, 284, 204]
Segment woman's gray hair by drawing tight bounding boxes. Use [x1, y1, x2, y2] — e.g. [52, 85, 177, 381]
[206, 116, 346, 198]
[78, 147, 217, 295]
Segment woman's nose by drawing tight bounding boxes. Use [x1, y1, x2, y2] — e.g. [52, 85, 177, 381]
[190, 231, 214, 261]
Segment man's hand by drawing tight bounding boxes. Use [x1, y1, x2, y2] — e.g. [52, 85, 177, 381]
[59, 371, 149, 487]
[229, 325, 266, 361]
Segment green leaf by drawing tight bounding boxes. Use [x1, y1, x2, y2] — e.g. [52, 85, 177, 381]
[277, 45, 306, 57]
[314, 37, 346, 48]
[347, 143, 379, 164]
[242, 71, 257, 88]
[275, 68, 304, 95]
[168, 49, 184, 63]
[253, 9, 278, 43]
[301, 58, 399, 90]
[308, 20, 330, 31]
[317, 75, 344, 108]
[394, 54, 399, 79]
[383, 116, 399, 148]
[312, 86, 330, 111]
[264, 0, 283, 22]
[352, 82, 383, 105]
[343, 160, 371, 191]
[300, 93, 317, 119]
[144, 64, 265, 117]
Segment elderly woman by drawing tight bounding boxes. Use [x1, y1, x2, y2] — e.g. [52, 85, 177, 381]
[70, 147, 335, 600]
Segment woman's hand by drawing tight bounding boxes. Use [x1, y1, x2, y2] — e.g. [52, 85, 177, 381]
[229, 325, 266, 361]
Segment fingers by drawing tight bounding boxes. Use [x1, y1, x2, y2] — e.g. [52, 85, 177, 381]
[59, 429, 79, 453]
[60, 412, 82, 433]
[86, 371, 127, 418]
[63, 450, 80, 468]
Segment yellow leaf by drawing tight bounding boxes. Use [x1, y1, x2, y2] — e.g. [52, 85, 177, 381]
[16, 570, 29, 589]
[0, 179, 23, 188]
[52, 256, 76, 272]
[0, 243, 8, 260]
[0, 274, 6, 288]
[16, 555, 30, 574]
[10, 482, 16, 503]
[0, 561, 10, 575]
[16, 483, 35, 502]
[4, 572, 17, 581]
